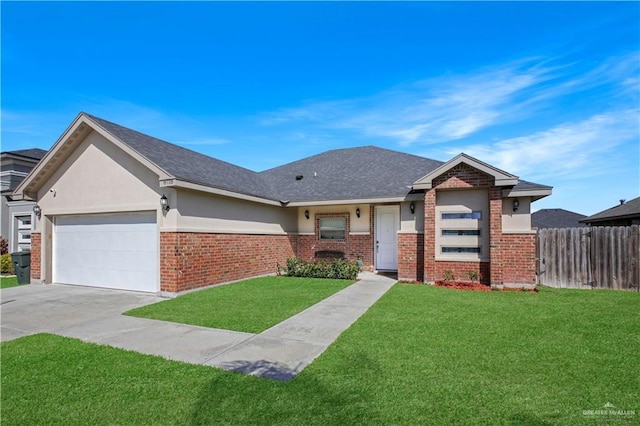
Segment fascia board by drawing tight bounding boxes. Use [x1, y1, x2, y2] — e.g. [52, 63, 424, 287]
[287, 194, 423, 207]
[413, 153, 519, 189]
[14, 113, 175, 200]
[14, 113, 90, 199]
[160, 179, 283, 207]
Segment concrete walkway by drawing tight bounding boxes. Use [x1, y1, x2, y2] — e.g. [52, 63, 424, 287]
[1, 272, 396, 381]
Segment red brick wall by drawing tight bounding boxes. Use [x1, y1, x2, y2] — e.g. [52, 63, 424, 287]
[30, 233, 41, 281]
[432, 163, 495, 188]
[488, 188, 503, 285]
[501, 233, 537, 284]
[433, 261, 491, 284]
[424, 190, 437, 282]
[160, 232, 296, 293]
[422, 163, 537, 286]
[398, 233, 424, 281]
[295, 212, 374, 269]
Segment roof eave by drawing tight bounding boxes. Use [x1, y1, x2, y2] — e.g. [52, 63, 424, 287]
[412, 152, 519, 190]
[287, 194, 423, 207]
[502, 187, 553, 202]
[14, 113, 175, 200]
[160, 178, 283, 207]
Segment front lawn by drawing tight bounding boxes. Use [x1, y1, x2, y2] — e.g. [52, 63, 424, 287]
[0, 275, 19, 289]
[2, 286, 639, 424]
[125, 276, 353, 333]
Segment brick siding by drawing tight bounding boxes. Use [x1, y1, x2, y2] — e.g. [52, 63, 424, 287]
[423, 163, 535, 286]
[398, 232, 424, 281]
[160, 232, 296, 293]
[30, 233, 41, 280]
[500, 233, 537, 284]
[296, 212, 374, 270]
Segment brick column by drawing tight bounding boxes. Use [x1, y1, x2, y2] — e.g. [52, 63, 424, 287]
[29, 233, 41, 281]
[423, 189, 436, 283]
[488, 188, 503, 285]
[398, 232, 424, 281]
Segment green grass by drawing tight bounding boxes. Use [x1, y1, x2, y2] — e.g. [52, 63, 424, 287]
[0, 275, 19, 289]
[125, 276, 353, 333]
[2, 286, 639, 424]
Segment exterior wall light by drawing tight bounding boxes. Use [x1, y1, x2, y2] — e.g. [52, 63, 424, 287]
[410, 202, 416, 215]
[512, 199, 520, 212]
[356, 207, 361, 218]
[160, 194, 170, 212]
[33, 204, 42, 218]
[304, 210, 310, 220]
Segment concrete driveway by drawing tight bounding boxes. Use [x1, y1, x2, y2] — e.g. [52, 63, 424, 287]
[1, 283, 164, 341]
[1, 273, 396, 380]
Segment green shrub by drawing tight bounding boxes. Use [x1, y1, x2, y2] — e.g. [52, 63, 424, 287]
[283, 257, 359, 280]
[1, 253, 14, 274]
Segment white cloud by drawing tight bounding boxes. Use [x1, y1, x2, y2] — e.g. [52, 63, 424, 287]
[258, 53, 639, 147]
[448, 109, 639, 179]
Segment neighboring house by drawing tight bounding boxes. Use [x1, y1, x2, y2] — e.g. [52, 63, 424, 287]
[15, 113, 552, 293]
[1, 149, 48, 252]
[580, 197, 640, 226]
[531, 208, 587, 229]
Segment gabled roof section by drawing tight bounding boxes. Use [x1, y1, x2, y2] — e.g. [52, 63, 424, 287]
[580, 196, 640, 224]
[412, 153, 519, 190]
[260, 146, 443, 204]
[16, 113, 281, 204]
[84, 114, 280, 202]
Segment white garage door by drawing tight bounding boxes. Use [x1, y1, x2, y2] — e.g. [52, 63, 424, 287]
[53, 212, 158, 292]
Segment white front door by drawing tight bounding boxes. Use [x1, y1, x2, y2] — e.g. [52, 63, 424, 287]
[375, 206, 399, 270]
[53, 212, 158, 292]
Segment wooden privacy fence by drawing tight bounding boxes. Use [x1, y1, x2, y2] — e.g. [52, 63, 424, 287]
[537, 225, 640, 291]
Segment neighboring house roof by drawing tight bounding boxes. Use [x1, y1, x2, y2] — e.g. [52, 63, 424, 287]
[1, 148, 48, 161]
[532, 209, 587, 229]
[580, 197, 640, 225]
[16, 112, 553, 205]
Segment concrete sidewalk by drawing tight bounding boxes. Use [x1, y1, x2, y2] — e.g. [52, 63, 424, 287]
[1, 272, 396, 381]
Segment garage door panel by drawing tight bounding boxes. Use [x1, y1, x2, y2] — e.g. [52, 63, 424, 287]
[53, 213, 158, 292]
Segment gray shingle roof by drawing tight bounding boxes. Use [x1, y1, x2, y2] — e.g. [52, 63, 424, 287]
[512, 179, 553, 192]
[260, 146, 444, 202]
[86, 114, 280, 201]
[580, 196, 640, 223]
[532, 209, 587, 229]
[83, 113, 552, 203]
[2, 148, 47, 160]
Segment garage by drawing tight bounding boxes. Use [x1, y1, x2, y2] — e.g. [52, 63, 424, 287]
[53, 212, 158, 292]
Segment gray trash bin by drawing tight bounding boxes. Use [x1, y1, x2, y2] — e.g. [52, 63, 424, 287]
[10, 251, 31, 285]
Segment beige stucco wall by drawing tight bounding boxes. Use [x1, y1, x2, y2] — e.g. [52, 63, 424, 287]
[502, 197, 534, 233]
[172, 189, 297, 234]
[34, 131, 163, 227]
[32, 130, 166, 284]
[297, 204, 371, 234]
[400, 200, 424, 233]
[435, 189, 489, 261]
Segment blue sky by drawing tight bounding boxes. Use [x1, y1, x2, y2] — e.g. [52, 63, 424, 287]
[2, 1, 638, 215]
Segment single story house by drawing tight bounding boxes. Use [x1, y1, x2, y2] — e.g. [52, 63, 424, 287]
[580, 197, 640, 226]
[16, 113, 552, 294]
[531, 208, 587, 229]
[1, 148, 48, 252]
